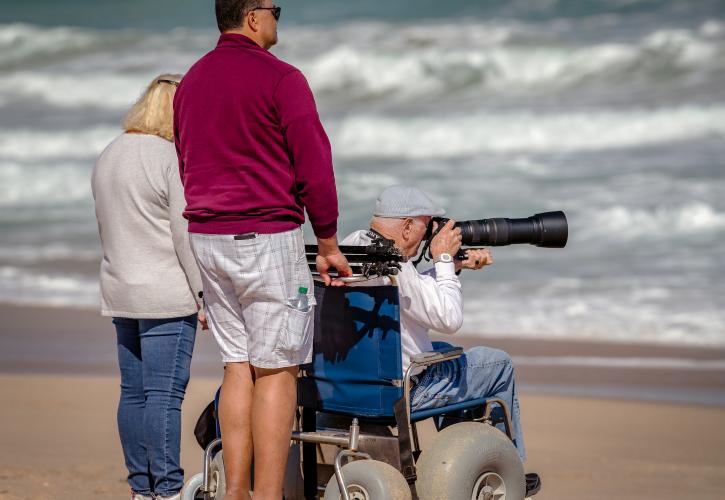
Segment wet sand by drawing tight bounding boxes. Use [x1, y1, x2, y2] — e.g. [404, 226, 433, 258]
[1, 304, 725, 499]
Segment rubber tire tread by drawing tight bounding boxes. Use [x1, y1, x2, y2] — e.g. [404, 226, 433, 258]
[181, 473, 203, 500]
[323, 459, 412, 500]
[416, 422, 526, 500]
[211, 450, 226, 500]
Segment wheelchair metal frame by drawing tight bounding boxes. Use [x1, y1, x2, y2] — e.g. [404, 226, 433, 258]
[200, 437, 222, 497]
[191, 272, 516, 499]
[403, 348, 515, 455]
[192, 353, 515, 500]
[287, 345, 515, 499]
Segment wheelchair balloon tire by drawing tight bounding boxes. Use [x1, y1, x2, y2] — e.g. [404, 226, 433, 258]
[181, 472, 203, 500]
[415, 422, 526, 500]
[210, 450, 226, 500]
[181, 450, 225, 500]
[323, 459, 411, 500]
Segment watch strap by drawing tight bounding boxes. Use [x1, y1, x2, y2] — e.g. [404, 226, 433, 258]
[434, 253, 452, 264]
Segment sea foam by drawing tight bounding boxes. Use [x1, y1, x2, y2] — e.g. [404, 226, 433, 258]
[330, 105, 725, 159]
[0, 160, 94, 207]
[0, 16, 723, 348]
[580, 203, 725, 241]
[301, 26, 723, 99]
[0, 126, 118, 161]
[0, 21, 722, 109]
[0, 266, 99, 309]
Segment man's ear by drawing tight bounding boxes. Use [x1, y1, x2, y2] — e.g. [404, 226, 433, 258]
[246, 11, 259, 32]
[401, 218, 414, 241]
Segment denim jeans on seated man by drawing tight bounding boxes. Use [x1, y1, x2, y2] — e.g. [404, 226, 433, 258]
[410, 341, 525, 461]
[114, 314, 197, 498]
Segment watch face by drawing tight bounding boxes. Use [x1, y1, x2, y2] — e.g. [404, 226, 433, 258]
[439, 253, 452, 263]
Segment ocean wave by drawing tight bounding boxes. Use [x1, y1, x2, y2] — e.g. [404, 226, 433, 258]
[0, 106, 722, 210]
[0, 23, 99, 68]
[0, 71, 151, 109]
[512, 356, 725, 370]
[0, 126, 118, 161]
[0, 266, 98, 309]
[0, 23, 204, 109]
[301, 25, 723, 99]
[0, 23, 208, 71]
[462, 287, 725, 347]
[0, 20, 722, 109]
[0, 243, 100, 263]
[330, 105, 725, 158]
[0, 160, 95, 207]
[579, 202, 725, 240]
[5, 104, 722, 173]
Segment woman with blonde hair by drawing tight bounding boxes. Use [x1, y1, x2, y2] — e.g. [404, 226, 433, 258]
[92, 74, 205, 500]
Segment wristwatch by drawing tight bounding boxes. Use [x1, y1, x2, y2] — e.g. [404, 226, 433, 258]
[434, 253, 453, 264]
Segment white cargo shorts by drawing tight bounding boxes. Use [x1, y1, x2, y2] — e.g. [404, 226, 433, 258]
[189, 228, 316, 368]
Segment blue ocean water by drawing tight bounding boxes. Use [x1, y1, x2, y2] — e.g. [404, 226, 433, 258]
[0, 0, 723, 346]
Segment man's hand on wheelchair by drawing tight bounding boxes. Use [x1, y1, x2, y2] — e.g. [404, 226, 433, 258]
[456, 247, 493, 273]
[316, 235, 353, 286]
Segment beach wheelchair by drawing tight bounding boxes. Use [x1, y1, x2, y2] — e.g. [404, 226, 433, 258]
[183, 246, 529, 499]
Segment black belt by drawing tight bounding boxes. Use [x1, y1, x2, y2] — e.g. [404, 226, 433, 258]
[233, 232, 257, 240]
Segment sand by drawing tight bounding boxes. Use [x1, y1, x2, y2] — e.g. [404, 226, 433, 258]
[2, 375, 725, 499]
[1, 304, 725, 499]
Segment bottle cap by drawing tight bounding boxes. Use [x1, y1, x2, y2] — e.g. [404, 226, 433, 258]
[298, 287, 308, 294]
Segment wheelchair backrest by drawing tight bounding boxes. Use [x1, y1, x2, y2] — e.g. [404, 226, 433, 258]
[298, 281, 404, 418]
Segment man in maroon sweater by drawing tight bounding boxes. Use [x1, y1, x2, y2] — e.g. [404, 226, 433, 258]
[174, 1, 351, 498]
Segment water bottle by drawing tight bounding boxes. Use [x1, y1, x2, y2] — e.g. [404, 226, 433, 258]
[290, 286, 309, 311]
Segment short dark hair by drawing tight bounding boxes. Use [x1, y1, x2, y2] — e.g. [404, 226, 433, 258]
[215, 0, 263, 32]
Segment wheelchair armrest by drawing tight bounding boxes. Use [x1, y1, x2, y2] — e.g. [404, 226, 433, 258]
[410, 346, 463, 366]
[400, 346, 464, 450]
[312, 275, 375, 283]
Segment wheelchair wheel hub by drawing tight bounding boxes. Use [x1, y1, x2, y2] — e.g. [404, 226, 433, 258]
[210, 469, 219, 494]
[473, 471, 506, 500]
[347, 484, 371, 500]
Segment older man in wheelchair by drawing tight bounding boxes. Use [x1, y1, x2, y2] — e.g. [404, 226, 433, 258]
[339, 186, 539, 490]
[184, 186, 545, 499]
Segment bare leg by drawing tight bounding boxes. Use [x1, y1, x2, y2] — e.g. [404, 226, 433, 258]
[219, 362, 255, 500]
[250, 365, 298, 500]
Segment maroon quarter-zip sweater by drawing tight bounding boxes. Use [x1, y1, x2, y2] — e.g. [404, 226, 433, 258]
[173, 33, 338, 238]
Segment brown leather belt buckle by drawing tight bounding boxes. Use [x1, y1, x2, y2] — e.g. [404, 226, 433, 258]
[233, 232, 257, 240]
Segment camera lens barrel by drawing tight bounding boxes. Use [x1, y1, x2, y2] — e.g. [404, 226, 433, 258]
[454, 211, 568, 248]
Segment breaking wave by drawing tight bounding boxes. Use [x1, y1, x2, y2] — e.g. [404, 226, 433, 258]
[330, 105, 725, 159]
[579, 203, 725, 240]
[0, 126, 119, 161]
[0, 160, 94, 207]
[1, 10, 724, 348]
[300, 23, 725, 100]
[0, 20, 723, 108]
[0, 266, 99, 309]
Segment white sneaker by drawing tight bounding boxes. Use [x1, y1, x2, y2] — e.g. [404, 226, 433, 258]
[131, 494, 153, 500]
[156, 495, 181, 500]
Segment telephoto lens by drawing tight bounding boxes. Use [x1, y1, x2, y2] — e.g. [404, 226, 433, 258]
[455, 211, 568, 248]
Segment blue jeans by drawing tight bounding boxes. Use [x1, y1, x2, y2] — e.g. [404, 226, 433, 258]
[114, 315, 197, 497]
[410, 342, 525, 461]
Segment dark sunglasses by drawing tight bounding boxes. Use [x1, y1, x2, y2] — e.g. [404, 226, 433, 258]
[252, 6, 281, 21]
[157, 79, 179, 86]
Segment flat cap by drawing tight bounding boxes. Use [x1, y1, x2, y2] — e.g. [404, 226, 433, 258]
[373, 185, 446, 218]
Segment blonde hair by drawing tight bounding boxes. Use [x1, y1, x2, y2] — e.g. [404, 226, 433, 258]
[122, 73, 182, 141]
